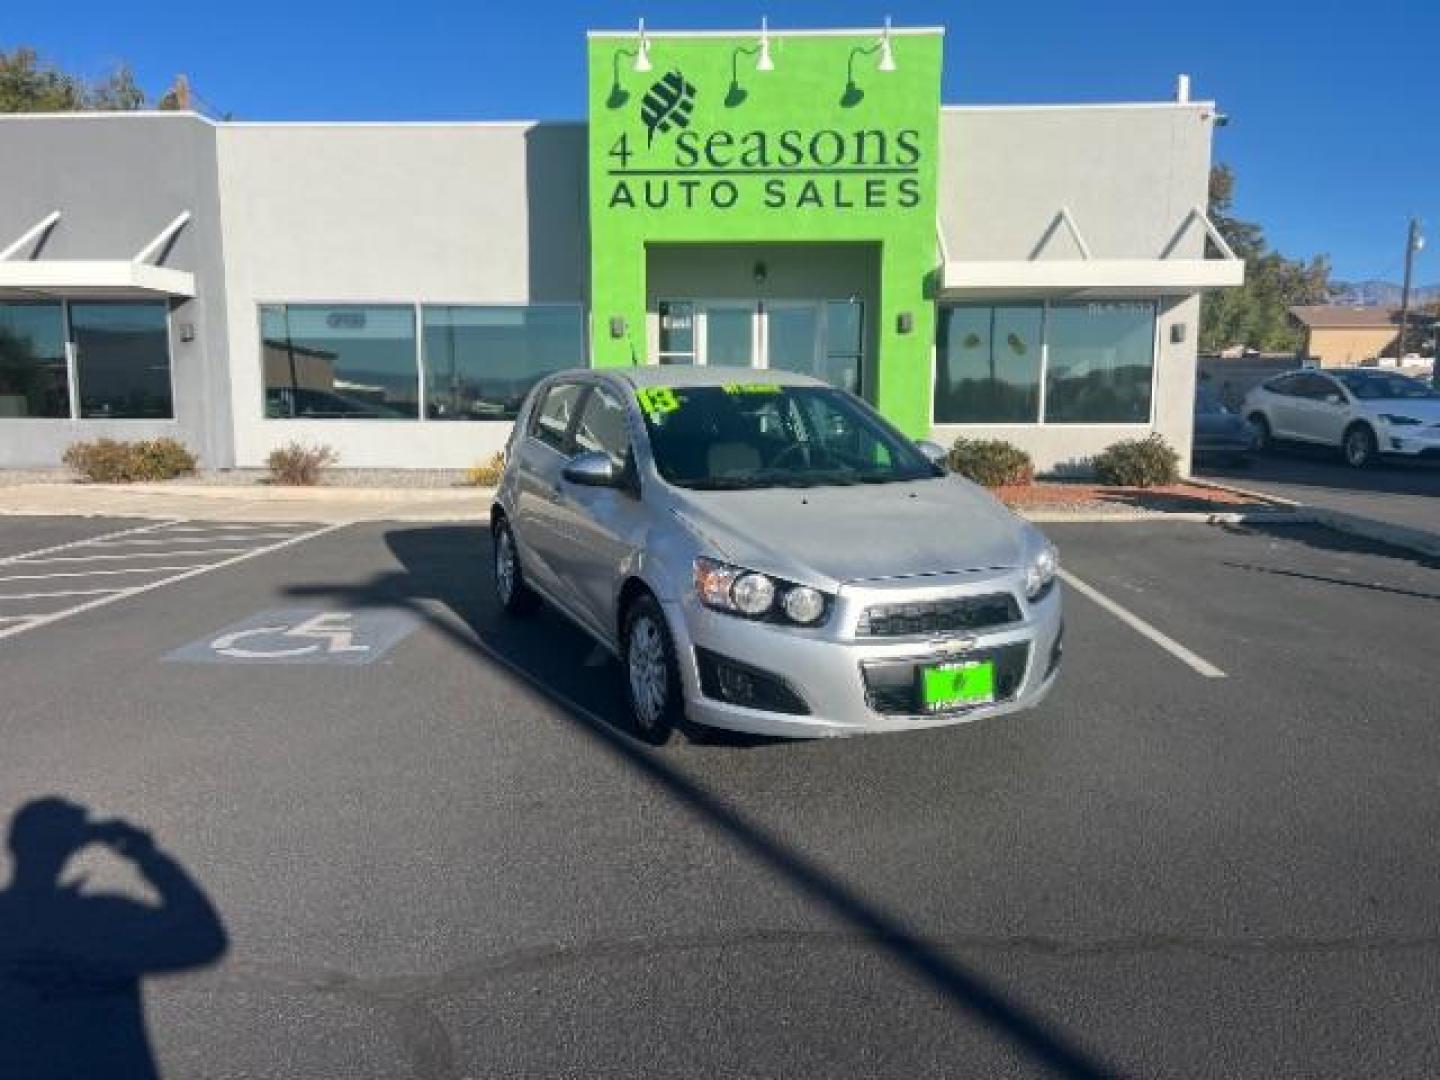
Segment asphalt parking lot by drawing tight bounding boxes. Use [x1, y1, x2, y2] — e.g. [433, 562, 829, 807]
[1200, 447, 1440, 535]
[1, 513, 1438, 1078]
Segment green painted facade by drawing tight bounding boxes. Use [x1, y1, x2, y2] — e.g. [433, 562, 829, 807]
[586, 29, 943, 435]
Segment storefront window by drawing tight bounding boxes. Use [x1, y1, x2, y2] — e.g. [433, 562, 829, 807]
[261, 305, 418, 419]
[0, 302, 68, 418]
[72, 302, 173, 419]
[934, 304, 1043, 423]
[1044, 302, 1156, 423]
[421, 305, 584, 420]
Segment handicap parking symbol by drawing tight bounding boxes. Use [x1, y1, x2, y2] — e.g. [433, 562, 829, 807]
[166, 609, 417, 666]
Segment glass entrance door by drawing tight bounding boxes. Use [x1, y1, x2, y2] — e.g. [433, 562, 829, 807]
[659, 298, 864, 394]
[701, 303, 758, 367]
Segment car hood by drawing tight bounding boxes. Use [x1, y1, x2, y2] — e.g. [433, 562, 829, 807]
[672, 477, 1029, 590]
[1360, 399, 1440, 423]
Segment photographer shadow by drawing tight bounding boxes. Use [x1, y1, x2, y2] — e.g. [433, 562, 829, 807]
[0, 797, 228, 1080]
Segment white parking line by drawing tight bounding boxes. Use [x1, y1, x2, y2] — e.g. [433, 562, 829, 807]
[0, 565, 204, 583]
[0, 520, 176, 567]
[0, 587, 121, 601]
[1059, 568, 1228, 679]
[0, 522, 348, 643]
[13, 548, 251, 563]
[87, 533, 299, 547]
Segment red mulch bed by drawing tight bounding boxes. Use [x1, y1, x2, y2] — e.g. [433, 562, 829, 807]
[994, 480, 1278, 514]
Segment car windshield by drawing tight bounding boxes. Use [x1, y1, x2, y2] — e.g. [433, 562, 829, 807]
[635, 382, 941, 490]
[1195, 385, 1230, 415]
[1334, 371, 1439, 401]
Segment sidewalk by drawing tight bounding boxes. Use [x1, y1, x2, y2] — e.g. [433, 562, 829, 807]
[0, 481, 492, 523]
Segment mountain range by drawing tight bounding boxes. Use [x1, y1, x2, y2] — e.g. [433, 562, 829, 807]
[1330, 280, 1440, 307]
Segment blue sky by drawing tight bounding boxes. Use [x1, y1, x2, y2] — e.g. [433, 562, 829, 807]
[8, 0, 1435, 283]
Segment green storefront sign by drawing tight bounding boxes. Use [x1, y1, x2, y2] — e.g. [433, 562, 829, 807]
[587, 27, 943, 435]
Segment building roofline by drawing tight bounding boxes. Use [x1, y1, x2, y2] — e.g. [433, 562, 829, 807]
[942, 101, 1217, 113]
[0, 101, 1219, 127]
[0, 111, 586, 129]
[587, 26, 944, 39]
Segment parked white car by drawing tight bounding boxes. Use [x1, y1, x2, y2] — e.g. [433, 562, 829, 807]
[1242, 368, 1440, 467]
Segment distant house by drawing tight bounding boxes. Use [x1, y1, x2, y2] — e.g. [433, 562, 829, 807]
[1288, 305, 1399, 367]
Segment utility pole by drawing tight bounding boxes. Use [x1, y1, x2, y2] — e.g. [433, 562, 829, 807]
[1394, 216, 1422, 371]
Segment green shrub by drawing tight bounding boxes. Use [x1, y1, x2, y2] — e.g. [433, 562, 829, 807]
[946, 437, 1035, 488]
[62, 438, 197, 482]
[266, 442, 338, 486]
[1092, 434, 1180, 488]
[465, 451, 506, 487]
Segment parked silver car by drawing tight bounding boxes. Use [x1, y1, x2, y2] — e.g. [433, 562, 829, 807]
[491, 367, 1063, 742]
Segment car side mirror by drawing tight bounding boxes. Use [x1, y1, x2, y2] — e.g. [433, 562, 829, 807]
[915, 439, 949, 471]
[562, 451, 622, 488]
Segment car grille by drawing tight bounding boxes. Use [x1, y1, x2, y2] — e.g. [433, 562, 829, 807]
[861, 643, 1031, 716]
[855, 592, 1022, 638]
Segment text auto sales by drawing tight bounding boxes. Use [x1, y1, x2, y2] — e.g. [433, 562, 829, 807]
[606, 127, 923, 211]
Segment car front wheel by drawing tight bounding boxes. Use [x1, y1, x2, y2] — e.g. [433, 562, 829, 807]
[622, 594, 683, 744]
[1247, 413, 1272, 452]
[1342, 424, 1378, 469]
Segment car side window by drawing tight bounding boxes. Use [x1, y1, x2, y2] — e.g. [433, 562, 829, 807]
[1294, 374, 1339, 401]
[573, 385, 632, 468]
[530, 383, 586, 453]
[1267, 374, 1303, 397]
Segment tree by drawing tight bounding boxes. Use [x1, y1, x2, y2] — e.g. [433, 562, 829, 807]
[1199, 163, 1331, 354]
[1, 46, 180, 113]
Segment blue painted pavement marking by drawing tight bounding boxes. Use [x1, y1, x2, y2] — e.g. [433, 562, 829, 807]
[166, 608, 418, 666]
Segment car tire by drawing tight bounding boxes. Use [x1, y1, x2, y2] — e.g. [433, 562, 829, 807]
[1342, 424, 1378, 469]
[622, 593, 683, 745]
[493, 517, 539, 615]
[1247, 413, 1272, 452]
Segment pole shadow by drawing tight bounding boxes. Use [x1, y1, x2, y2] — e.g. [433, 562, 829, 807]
[284, 523, 1125, 1079]
[0, 796, 228, 1080]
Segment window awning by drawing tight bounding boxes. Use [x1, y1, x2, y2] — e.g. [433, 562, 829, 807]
[936, 206, 1245, 299]
[0, 210, 195, 299]
[0, 260, 196, 299]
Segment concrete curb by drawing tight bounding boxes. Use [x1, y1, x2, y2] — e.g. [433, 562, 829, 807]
[1186, 476, 1440, 559]
[1017, 509, 1314, 525]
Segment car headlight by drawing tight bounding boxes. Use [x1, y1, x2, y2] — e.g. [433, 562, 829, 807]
[1378, 413, 1422, 426]
[693, 557, 831, 626]
[1024, 540, 1059, 602]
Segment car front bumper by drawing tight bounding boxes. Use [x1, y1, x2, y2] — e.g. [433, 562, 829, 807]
[663, 579, 1063, 738]
[1382, 427, 1440, 458]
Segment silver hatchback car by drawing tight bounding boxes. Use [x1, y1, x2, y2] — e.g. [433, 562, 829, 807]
[492, 367, 1062, 742]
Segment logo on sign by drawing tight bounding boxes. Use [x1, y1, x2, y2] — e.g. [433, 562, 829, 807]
[640, 70, 697, 146]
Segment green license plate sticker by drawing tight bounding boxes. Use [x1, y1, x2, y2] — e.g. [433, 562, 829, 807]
[919, 660, 995, 711]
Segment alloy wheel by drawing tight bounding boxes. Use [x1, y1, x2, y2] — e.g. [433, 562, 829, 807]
[627, 614, 668, 732]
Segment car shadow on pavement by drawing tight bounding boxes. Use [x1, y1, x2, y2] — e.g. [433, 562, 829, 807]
[1203, 447, 1440, 499]
[0, 796, 228, 1080]
[282, 523, 1126, 1080]
[1218, 520, 1440, 576]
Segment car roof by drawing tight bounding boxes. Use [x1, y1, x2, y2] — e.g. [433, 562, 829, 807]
[604, 365, 828, 390]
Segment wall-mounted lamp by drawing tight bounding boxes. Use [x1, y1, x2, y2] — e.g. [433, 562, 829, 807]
[634, 18, 653, 73]
[179, 322, 196, 342]
[877, 16, 897, 73]
[609, 316, 628, 339]
[1170, 323, 1187, 345]
[757, 17, 775, 72]
[726, 17, 776, 107]
[841, 17, 899, 108]
[753, 261, 769, 287]
[896, 310, 914, 335]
